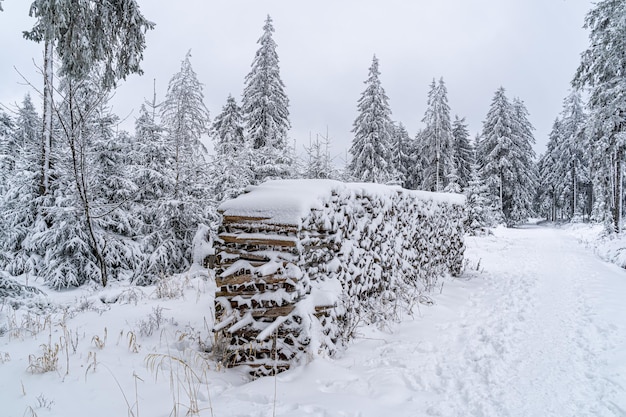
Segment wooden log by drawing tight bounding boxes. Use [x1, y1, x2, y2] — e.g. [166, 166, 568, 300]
[227, 298, 301, 311]
[230, 327, 302, 344]
[250, 305, 295, 318]
[219, 247, 300, 262]
[215, 261, 293, 278]
[222, 215, 271, 223]
[222, 222, 300, 235]
[217, 283, 298, 298]
[216, 273, 299, 287]
[217, 250, 271, 263]
[219, 233, 298, 248]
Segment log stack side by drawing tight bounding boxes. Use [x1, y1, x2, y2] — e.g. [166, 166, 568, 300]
[213, 214, 311, 376]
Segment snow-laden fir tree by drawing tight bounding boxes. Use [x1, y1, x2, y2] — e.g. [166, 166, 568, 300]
[509, 98, 538, 221]
[0, 95, 43, 275]
[161, 51, 210, 198]
[145, 51, 217, 284]
[302, 131, 339, 180]
[210, 94, 253, 203]
[452, 116, 474, 190]
[464, 163, 491, 235]
[573, 0, 626, 232]
[0, 109, 15, 194]
[132, 103, 185, 284]
[24, 75, 129, 288]
[212, 94, 245, 156]
[556, 91, 590, 219]
[405, 128, 424, 190]
[242, 15, 290, 150]
[391, 122, 414, 188]
[132, 103, 174, 205]
[349, 55, 395, 183]
[478, 87, 537, 226]
[419, 78, 455, 192]
[0, 109, 16, 268]
[539, 92, 590, 221]
[537, 119, 564, 221]
[241, 15, 294, 182]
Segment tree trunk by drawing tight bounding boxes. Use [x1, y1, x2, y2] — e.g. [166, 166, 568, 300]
[572, 164, 577, 218]
[615, 147, 623, 233]
[64, 81, 109, 287]
[499, 170, 503, 214]
[40, 39, 54, 196]
[612, 147, 623, 233]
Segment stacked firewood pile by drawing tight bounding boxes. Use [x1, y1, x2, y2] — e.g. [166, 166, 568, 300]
[213, 180, 465, 376]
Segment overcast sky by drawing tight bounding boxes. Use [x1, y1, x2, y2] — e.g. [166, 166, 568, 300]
[0, 0, 592, 162]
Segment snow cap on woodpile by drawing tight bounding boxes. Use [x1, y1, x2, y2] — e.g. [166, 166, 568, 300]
[218, 179, 466, 226]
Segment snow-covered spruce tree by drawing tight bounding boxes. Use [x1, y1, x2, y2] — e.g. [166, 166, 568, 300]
[537, 119, 565, 221]
[0, 95, 43, 275]
[242, 15, 294, 182]
[405, 128, 424, 190]
[161, 51, 210, 197]
[509, 98, 538, 222]
[420, 78, 455, 192]
[573, 0, 626, 232]
[130, 104, 178, 284]
[541, 92, 590, 221]
[210, 94, 253, 203]
[348, 55, 395, 183]
[0, 109, 15, 194]
[302, 131, 339, 180]
[132, 103, 174, 205]
[452, 116, 474, 190]
[212, 94, 245, 156]
[557, 92, 591, 219]
[391, 122, 414, 187]
[0, 110, 15, 268]
[24, 0, 154, 196]
[149, 51, 216, 284]
[478, 87, 537, 226]
[25, 75, 130, 288]
[464, 163, 491, 234]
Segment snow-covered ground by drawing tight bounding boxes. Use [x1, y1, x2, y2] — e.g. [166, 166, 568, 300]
[1, 224, 626, 416]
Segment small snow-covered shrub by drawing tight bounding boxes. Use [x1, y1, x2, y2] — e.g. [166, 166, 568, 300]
[154, 274, 186, 300]
[136, 306, 175, 338]
[27, 342, 59, 373]
[0, 272, 43, 301]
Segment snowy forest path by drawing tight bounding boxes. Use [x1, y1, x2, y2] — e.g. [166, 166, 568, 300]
[208, 225, 626, 417]
[434, 225, 626, 417]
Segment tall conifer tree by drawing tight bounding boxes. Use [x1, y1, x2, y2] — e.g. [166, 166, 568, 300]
[452, 116, 473, 190]
[348, 55, 395, 183]
[242, 15, 290, 150]
[161, 51, 210, 198]
[478, 87, 536, 226]
[420, 78, 455, 191]
[210, 95, 253, 202]
[241, 15, 293, 182]
[573, 0, 626, 232]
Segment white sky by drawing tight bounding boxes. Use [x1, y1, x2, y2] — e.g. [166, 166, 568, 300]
[0, 0, 592, 162]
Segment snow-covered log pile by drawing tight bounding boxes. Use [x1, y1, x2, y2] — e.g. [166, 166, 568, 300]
[213, 179, 465, 376]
